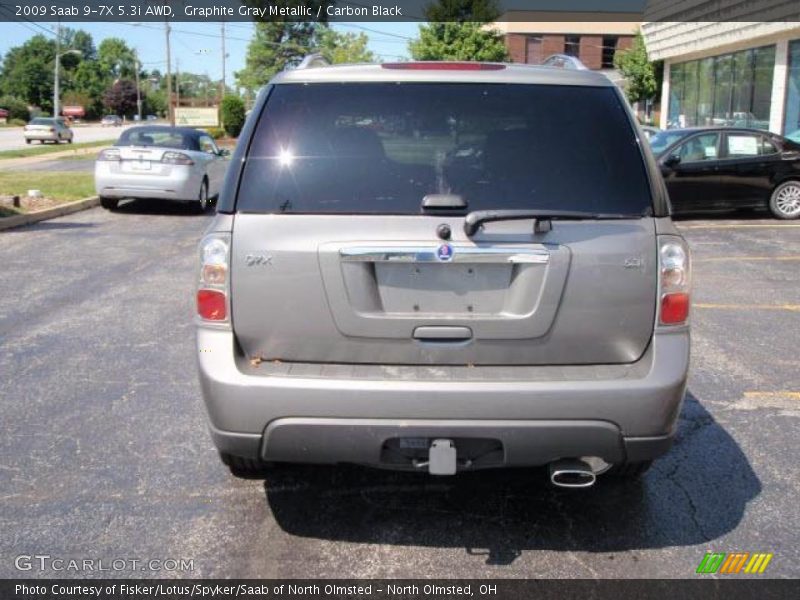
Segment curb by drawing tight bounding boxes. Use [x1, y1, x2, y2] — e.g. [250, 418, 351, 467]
[0, 196, 100, 232]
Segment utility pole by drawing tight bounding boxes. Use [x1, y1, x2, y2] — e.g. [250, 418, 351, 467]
[134, 51, 142, 121]
[53, 20, 61, 117]
[220, 22, 226, 103]
[176, 58, 181, 117]
[165, 21, 174, 126]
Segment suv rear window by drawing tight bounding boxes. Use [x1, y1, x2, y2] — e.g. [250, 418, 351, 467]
[237, 83, 652, 215]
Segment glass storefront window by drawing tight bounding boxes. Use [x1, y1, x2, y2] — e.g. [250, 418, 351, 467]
[668, 45, 775, 131]
[752, 46, 775, 130]
[783, 40, 800, 141]
[668, 63, 685, 128]
[697, 58, 715, 127]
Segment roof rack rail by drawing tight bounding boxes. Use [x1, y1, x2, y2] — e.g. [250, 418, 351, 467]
[296, 53, 330, 70]
[542, 54, 589, 70]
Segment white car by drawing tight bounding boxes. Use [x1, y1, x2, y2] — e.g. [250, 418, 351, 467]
[24, 117, 74, 144]
[95, 126, 230, 212]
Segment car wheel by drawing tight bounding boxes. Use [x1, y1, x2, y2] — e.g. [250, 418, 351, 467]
[195, 180, 209, 214]
[100, 197, 118, 210]
[25, 139, 31, 145]
[606, 460, 652, 480]
[770, 181, 800, 219]
[67, 137, 73, 144]
[219, 452, 273, 478]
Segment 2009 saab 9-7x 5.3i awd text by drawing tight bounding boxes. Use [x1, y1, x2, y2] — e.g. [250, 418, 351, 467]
[195, 59, 691, 488]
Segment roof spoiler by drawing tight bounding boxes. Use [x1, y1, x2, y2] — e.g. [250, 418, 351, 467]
[296, 54, 330, 70]
[542, 54, 589, 70]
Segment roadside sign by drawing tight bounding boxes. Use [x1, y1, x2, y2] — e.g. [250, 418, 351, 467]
[175, 107, 219, 127]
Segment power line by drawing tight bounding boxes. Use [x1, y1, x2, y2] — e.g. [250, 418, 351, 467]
[338, 23, 413, 41]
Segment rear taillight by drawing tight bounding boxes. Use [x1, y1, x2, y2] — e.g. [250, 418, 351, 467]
[382, 62, 505, 71]
[48, 127, 55, 132]
[197, 289, 226, 321]
[162, 151, 194, 165]
[97, 148, 121, 161]
[659, 238, 691, 325]
[197, 234, 230, 323]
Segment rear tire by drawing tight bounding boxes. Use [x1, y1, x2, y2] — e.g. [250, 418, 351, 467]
[100, 197, 118, 210]
[194, 180, 209, 214]
[769, 181, 800, 219]
[25, 139, 31, 145]
[606, 460, 652, 480]
[219, 452, 272, 477]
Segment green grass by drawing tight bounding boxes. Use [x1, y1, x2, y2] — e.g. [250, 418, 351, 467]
[0, 170, 94, 216]
[57, 152, 100, 161]
[0, 139, 114, 160]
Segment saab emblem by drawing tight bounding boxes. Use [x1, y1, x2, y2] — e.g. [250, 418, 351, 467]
[436, 244, 454, 262]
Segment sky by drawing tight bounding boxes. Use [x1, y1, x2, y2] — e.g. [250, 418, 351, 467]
[0, 21, 420, 87]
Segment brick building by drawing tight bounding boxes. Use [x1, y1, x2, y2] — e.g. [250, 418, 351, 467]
[491, 13, 641, 78]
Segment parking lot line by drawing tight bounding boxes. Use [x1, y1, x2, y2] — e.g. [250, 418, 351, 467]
[694, 303, 800, 312]
[694, 256, 800, 263]
[744, 391, 800, 400]
[679, 223, 800, 230]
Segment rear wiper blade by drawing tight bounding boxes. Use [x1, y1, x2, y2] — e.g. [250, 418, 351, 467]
[463, 209, 636, 236]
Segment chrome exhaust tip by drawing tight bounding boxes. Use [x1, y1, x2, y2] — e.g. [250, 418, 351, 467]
[549, 458, 596, 488]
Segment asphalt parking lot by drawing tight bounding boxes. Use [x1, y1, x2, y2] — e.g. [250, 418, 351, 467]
[0, 205, 798, 578]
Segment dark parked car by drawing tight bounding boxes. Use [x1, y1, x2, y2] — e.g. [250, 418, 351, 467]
[651, 127, 800, 219]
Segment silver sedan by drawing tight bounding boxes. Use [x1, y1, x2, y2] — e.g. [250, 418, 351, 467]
[95, 126, 229, 212]
[24, 117, 74, 144]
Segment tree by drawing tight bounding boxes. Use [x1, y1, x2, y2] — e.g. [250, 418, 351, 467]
[221, 95, 246, 138]
[424, 0, 503, 21]
[0, 95, 30, 120]
[316, 27, 375, 64]
[235, 21, 318, 94]
[614, 32, 661, 104]
[97, 38, 136, 79]
[103, 79, 138, 116]
[0, 35, 56, 110]
[73, 59, 108, 118]
[408, 1, 509, 62]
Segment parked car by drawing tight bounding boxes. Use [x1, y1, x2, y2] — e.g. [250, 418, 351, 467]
[651, 127, 800, 219]
[101, 115, 123, 127]
[196, 61, 691, 487]
[95, 125, 230, 212]
[23, 117, 73, 144]
[146, 114, 159, 121]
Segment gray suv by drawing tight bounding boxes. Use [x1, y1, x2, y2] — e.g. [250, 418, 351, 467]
[196, 61, 690, 487]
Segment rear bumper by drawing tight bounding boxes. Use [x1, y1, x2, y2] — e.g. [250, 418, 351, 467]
[197, 328, 689, 468]
[24, 133, 62, 141]
[95, 166, 199, 201]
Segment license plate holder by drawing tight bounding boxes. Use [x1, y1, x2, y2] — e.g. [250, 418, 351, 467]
[131, 160, 151, 171]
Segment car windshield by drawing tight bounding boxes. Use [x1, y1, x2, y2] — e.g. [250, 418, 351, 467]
[117, 128, 194, 150]
[30, 118, 53, 125]
[649, 130, 691, 157]
[237, 83, 653, 216]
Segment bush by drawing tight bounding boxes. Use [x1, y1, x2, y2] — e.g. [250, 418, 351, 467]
[8, 118, 26, 126]
[220, 95, 245, 138]
[0, 95, 30, 121]
[205, 127, 226, 139]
